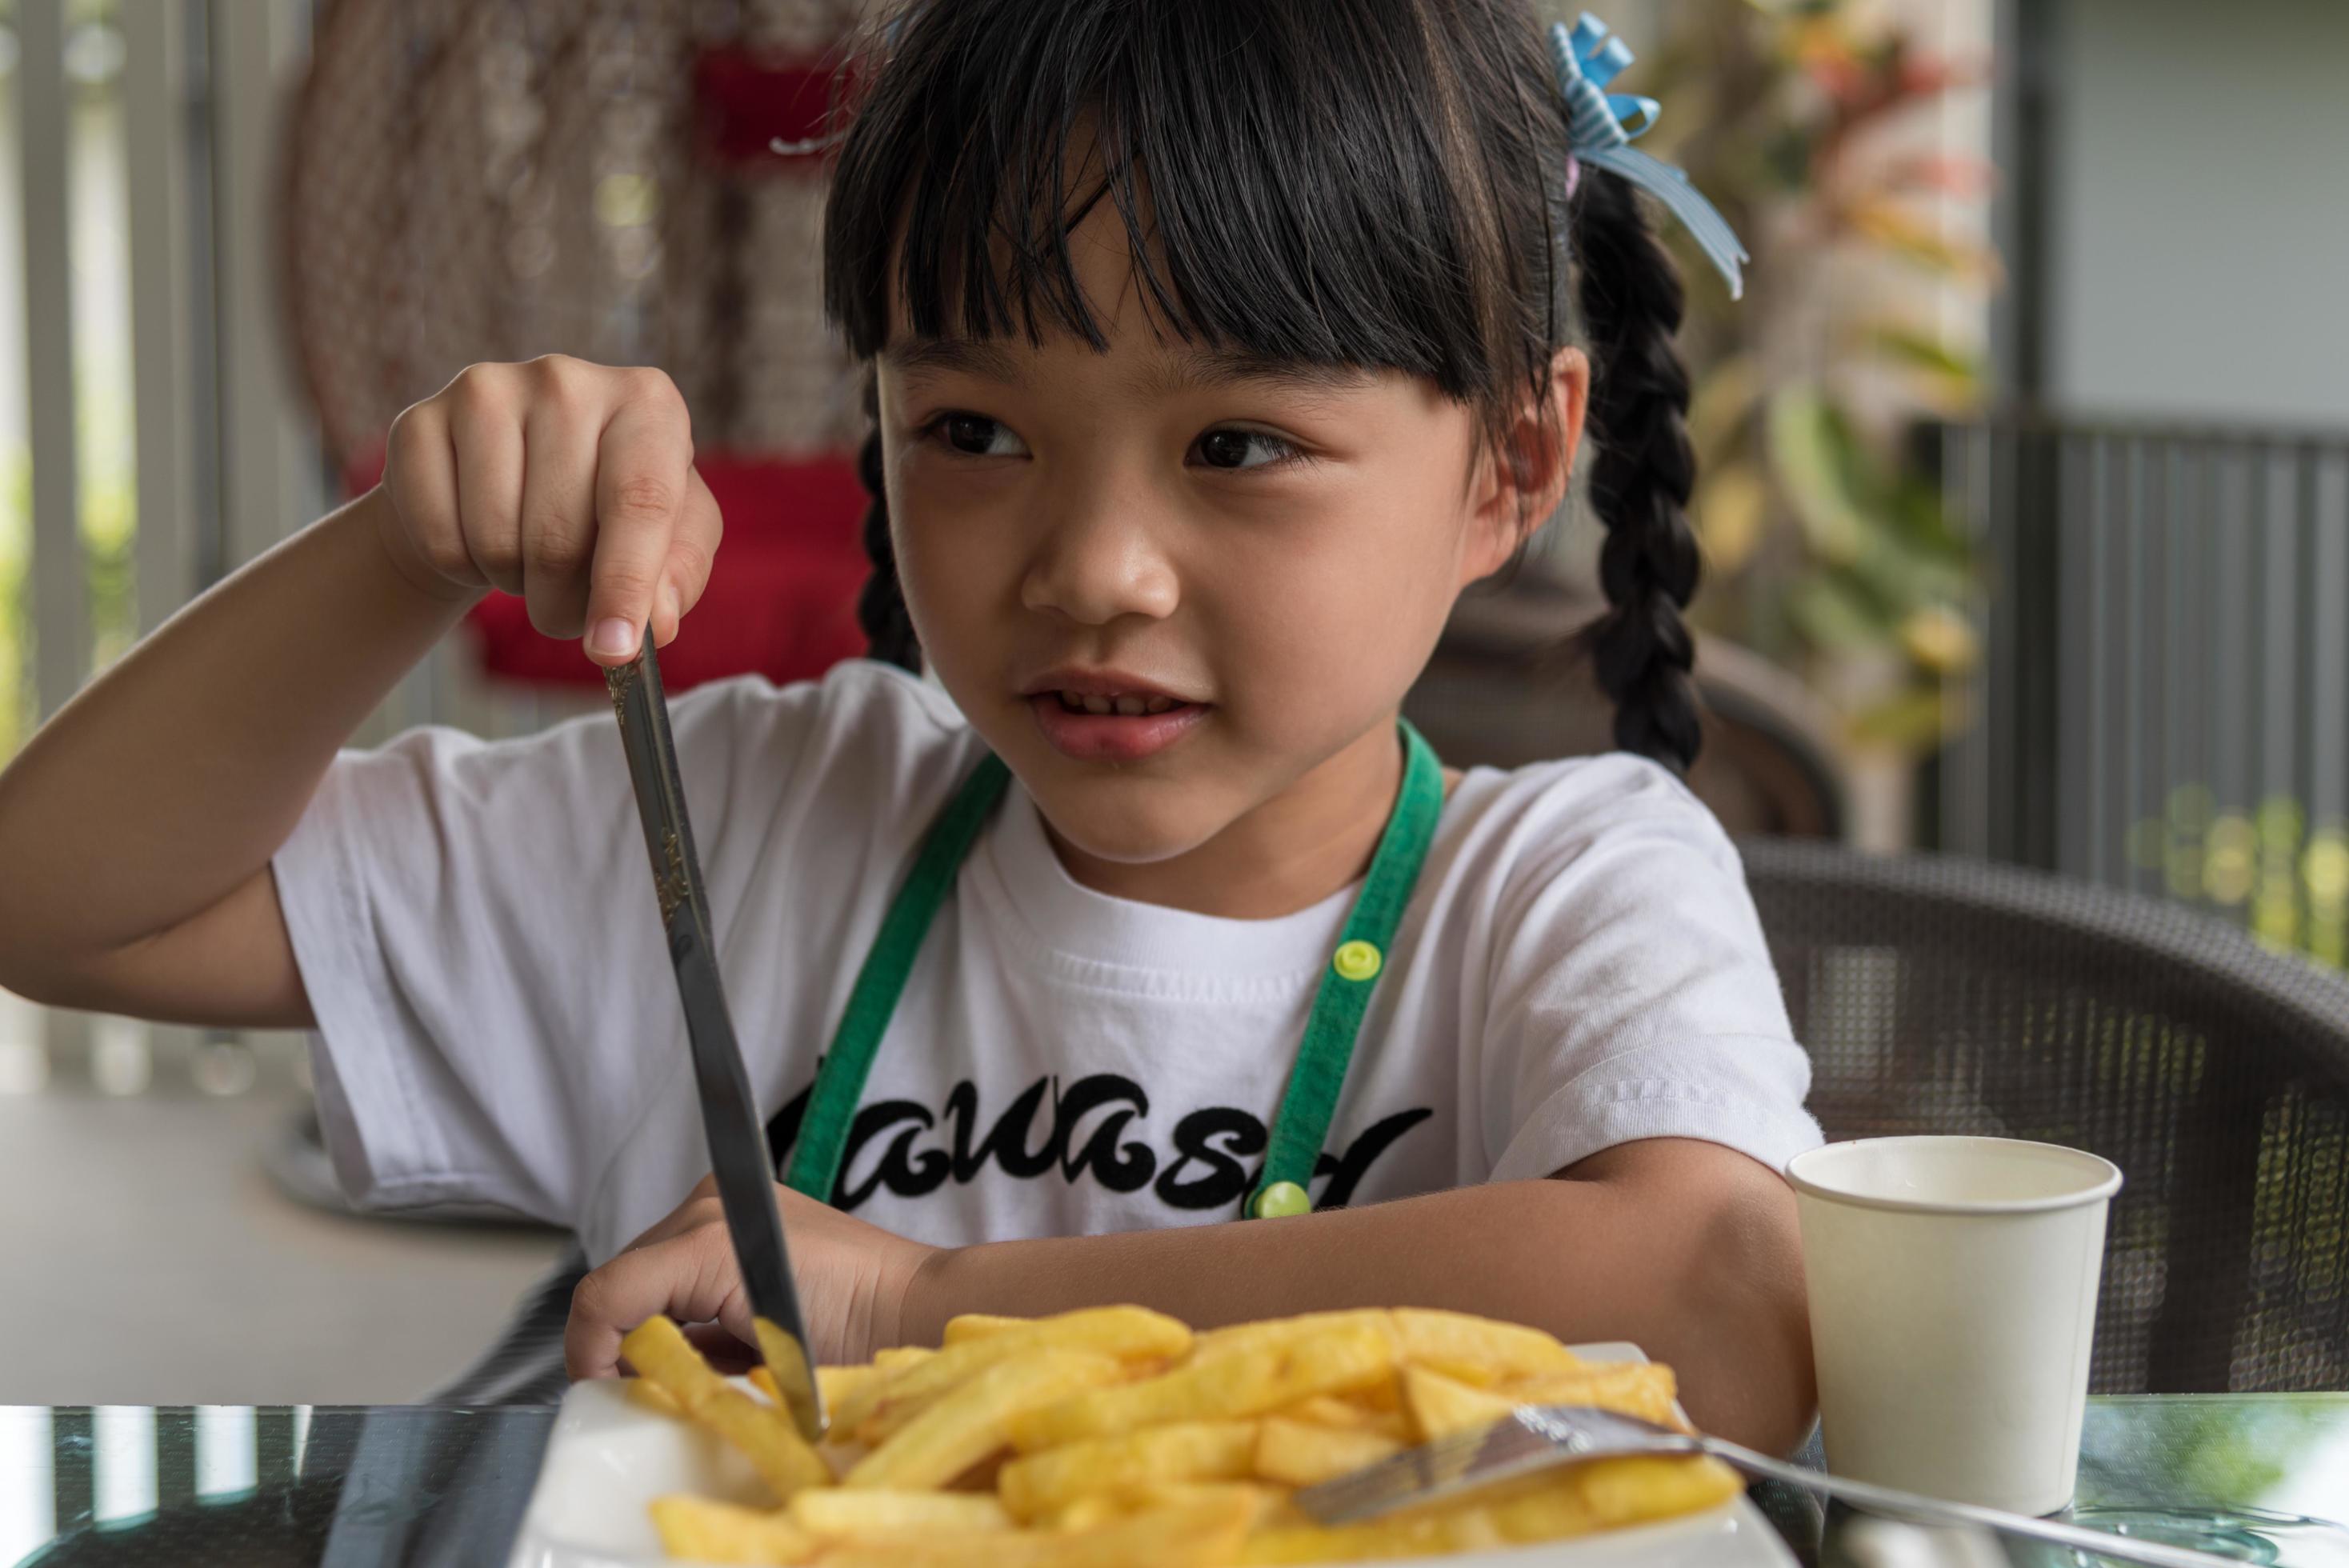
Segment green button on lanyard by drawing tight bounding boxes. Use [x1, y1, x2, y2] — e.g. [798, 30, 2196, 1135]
[1251, 1181, 1312, 1219]
[784, 722, 1447, 1221]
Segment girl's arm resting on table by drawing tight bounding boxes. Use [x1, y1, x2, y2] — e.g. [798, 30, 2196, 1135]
[903, 1138, 1815, 1456]
[569, 1137, 1815, 1458]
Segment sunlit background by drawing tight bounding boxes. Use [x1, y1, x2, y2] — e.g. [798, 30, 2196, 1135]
[0, 0, 2345, 1529]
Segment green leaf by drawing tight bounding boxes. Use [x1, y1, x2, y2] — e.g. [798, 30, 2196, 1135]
[1767, 390, 1845, 554]
[1763, 127, 1812, 189]
[1847, 524, 1971, 614]
[1862, 322, 1983, 386]
[1785, 572, 1895, 651]
[1851, 686, 1953, 750]
[1884, 474, 1972, 560]
[1767, 387, 1875, 564]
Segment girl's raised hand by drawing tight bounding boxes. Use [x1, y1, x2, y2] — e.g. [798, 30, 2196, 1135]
[377, 355, 724, 665]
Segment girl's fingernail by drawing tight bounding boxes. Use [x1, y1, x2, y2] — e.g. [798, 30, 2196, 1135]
[589, 618, 638, 658]
[661, 582, 682, 629]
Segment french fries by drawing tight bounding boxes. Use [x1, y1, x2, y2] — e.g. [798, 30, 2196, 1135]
[1391, 1307, 1583, 1385]
[822, 1487, 1259, 1568]
[1042, 1494, 1122, 1533]
[622, 1317, 830, 1502]
[999, 1420, 1259, 1520]
[789, 1489, 1013, 1536]
[838, 1306, 1191, 1443]
[651, 1495, 818, 1565]
[1506, 1362, 1687, 1433]
[1251, 1418, 1405, 1488]
[845, 1350, 1123, 1490]
[1403, 1363, 1514, 1442]
[940, 1312, 1031, 1345]
[1402, 1361, 1686, 1442]
[623, 1305, 1739, 1566]
[1008, 1321, 1394, 1451]
[1190, 1310, 1394, 1362]
[751, 1362, 890, 1414]
[1273, 1395, 1411, 1441]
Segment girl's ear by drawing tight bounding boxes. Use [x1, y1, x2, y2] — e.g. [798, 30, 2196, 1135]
[1461, 346, 1591, 586]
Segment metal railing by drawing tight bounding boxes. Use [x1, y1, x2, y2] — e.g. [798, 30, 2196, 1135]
[1931, 413, 2349, 968]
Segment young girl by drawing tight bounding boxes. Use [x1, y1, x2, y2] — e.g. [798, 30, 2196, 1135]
[0, 0, 1819, 1451]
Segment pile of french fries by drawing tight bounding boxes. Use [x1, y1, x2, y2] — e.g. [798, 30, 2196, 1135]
[619, 1306, 1741, 1566]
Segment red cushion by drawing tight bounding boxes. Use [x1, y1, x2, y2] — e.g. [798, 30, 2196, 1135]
[693, 46, 854, 166]
[343, 444, 875, 694]
[467, 453, 873, 692]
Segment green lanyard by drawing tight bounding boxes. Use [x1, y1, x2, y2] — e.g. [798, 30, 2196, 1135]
[782, 721, 1446, 1219]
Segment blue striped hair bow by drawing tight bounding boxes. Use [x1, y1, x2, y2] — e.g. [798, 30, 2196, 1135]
[1550, 12, 1748, 300]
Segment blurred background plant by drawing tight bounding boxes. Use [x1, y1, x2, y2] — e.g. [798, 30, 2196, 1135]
[1638, 0, 1997, 763]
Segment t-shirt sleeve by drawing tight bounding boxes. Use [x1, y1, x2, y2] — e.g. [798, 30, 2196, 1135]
[1475, 761, 1822, 1184]
[270, 666, 945, 1223]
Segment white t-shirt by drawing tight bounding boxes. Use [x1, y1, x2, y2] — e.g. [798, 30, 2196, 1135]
[274, 659, 1819, 1265]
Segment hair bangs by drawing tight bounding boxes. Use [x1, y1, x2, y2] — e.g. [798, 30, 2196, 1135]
[824, 0, 1562, 413]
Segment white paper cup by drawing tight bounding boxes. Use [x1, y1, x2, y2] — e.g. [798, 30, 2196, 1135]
[1787, 1135, 2123, 1516]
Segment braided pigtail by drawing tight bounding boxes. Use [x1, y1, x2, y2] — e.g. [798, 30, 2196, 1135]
[1572, 170, 1703, 774]
[854, 386, 921, 672]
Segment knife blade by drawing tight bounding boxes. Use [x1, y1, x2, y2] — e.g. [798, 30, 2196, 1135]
[605, 642, 826, 1442]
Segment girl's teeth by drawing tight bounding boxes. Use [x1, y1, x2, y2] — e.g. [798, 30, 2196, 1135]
[1052, 690, 1188, 716]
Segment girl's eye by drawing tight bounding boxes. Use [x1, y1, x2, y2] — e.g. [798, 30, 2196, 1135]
[932, 413, 1029, 458]
[1191, 427, 1301, 472]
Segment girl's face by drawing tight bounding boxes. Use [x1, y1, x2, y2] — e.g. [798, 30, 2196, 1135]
[880, 202, 1583, 882]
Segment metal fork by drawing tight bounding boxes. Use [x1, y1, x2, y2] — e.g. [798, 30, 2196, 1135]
[1293, 1406, 2241, 1568]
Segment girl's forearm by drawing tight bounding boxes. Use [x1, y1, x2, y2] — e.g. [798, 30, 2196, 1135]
[898, 1143, 1815, 1455]
[0, 487, 474, 1022]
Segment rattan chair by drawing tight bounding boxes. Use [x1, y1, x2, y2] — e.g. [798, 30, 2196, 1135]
[1404, 578, 1851, 840]
[430, 844, 2349, 1405]
[1744, 838, 2349, 1394]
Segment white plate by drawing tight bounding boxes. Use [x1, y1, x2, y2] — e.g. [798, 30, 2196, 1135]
[506, 1342, 1799, 1568]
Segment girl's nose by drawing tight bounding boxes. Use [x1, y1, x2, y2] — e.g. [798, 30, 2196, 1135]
[1018, 495, 1182, 627]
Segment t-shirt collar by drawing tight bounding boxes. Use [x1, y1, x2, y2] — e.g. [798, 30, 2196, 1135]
[978, 782, 1357, 981]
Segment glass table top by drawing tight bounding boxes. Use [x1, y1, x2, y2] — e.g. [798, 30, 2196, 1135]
[2, 1395, 2344, 1567]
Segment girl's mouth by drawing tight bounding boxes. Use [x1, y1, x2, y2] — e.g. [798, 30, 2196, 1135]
[1027, 690, 1207, 762]
[1050, 690, 1182, 717]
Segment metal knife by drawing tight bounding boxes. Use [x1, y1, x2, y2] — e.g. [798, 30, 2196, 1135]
[606, 641, 826, 1442]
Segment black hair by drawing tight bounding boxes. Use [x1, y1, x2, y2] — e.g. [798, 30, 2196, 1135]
[822, 0, 1702, 771]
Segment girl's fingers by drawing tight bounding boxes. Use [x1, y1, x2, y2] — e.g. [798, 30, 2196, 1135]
[565, 1223, 754, 1382]
[582, 376, 694, 666]
[445, 368, 528, 596]
[382, 399, 470, 590]
[650, 469, 724, 648]
[518, 390, 603, 639]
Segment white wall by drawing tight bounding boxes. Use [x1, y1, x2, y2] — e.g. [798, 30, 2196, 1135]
[2050, 0, 2349, 426]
